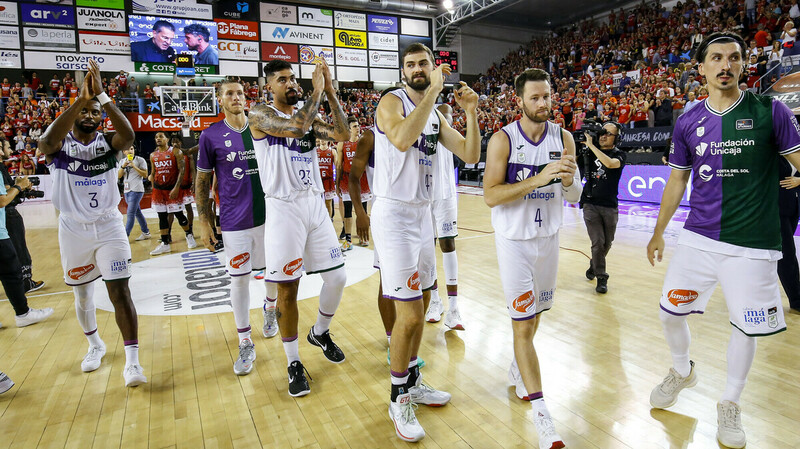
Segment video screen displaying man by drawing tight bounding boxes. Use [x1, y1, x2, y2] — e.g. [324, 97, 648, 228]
[184, 24, 218, 66]
[131, 20, 177, 63]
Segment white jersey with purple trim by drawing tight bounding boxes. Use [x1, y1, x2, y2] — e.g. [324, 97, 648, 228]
[47, 132, 122, 223]
[491, 120, 577, 240]
[373, 89, 441, 205]
[253, 104, 323, 201]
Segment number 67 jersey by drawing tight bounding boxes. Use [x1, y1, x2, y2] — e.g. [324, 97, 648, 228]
[48, 132, 122, 222]
[491, 120, 580, 240]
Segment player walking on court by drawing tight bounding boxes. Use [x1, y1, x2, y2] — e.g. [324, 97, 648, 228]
[149, 132, 197, 255]
[425, 103, 464, 330]
[484, 68, 581, 449]
[372, 43, 480, 442]
[249, 60, 350, 397]
[647, 32, 800, 449]
[317, 141, 337, 219]
[336, 117, 371, 249]
[38, 60, 147, 387]
[194, 79, 280, 377]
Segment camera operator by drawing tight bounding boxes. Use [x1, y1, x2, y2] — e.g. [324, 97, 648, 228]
[580, 122, 626, 294]
[0, 141, 45, 293]
[0, 175, 53, 328]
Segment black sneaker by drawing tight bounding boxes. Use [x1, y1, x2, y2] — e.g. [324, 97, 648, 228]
[307, 327, 346, 363]
[212, 240, 224, 253]
[339, 227, 346, 240]
[26, 280, 45, 293]
[596, 277, 608, 294]
[586, 263, 595, 280]
[288, 361, 311, 397]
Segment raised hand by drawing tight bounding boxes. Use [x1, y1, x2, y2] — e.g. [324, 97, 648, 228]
[87, 59, 104, 97]
[320, 59, 334, 93]
[312, 62, 325, 94]
[430, 63, 451, 95]
[453, 81, 478, 112]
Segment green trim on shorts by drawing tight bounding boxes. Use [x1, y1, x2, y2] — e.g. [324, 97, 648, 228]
[437, 235, 458, 240]
[102, 276, 132, 283]
[730, 321, 787, 337]
[306, 263, 344, 275]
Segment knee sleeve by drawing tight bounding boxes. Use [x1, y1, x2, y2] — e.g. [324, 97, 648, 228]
[343, 201, 353, 219]
[174, 211, 188, 227]
[73, 283, 97, 333]
[230, 274, 251, 330]
[158, 211, 169, 229]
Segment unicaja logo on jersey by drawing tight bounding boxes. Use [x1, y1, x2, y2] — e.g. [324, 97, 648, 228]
[283, 258, 303, 276]
[68, 264, 95, 280]
[516, 167, 531, 181]
[230, 252, 250, 269]
[698, 164, 713, 182]
[226, 152, 237, 162]
[667, 289, 698, 307]
[68, 160, 82, 172]
[512, 291, 534, 313]
[406, 272, 420, 291]
[695, 142, 708, 156]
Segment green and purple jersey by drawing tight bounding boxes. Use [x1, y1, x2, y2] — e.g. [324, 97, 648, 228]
[669, 91, 800, 251]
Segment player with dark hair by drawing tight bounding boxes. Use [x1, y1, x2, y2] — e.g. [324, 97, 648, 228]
[184, 24, 218, 65]
[249, 59, 350, 397]
[130, 20, 176, 63]
[336, 116, 371, 250]
[38, 60, 146, 387]
[647, 31, 800, 448]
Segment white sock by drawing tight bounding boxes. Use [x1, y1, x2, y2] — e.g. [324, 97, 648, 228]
[316, 268, 345, 334]
[124, 343, 140, 367]
[73, 284, 98, 337]
[442, 250, 458, 285]
[230, 274, 251, 336]
[282, 336, 300, 366]
[530, 396, 551, 419]
[722, 328, 756, 403]
[448, 294, 458, 310]
[660, 308, 692, 377]
[386, 333, 391, 345]
[85, 330, 104, 348]
[430, 287, 441, 303]
[265, 281, 277, 307]
[238, 327, 252, 343]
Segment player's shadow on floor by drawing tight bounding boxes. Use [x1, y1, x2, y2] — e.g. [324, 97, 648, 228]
[443, 329, 465, 363]
[649, 408, 699, 449]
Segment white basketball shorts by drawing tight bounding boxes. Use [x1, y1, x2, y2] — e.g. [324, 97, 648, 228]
[222, 224, 266, 277]
[431, 195, 458, 239]
[495, 232, 559, 321]
[58, 212, 132, 285]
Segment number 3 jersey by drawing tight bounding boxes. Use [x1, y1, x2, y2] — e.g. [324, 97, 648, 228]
[491, 120, 578, 240]
[47, 132, 121, 222]
[253, 104, 323, 201]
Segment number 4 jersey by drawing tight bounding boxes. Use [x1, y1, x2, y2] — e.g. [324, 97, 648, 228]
[48, 132, 122, 222]
[491, 120, 579, 240]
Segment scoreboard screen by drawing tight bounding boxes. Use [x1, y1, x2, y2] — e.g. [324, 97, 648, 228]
[434, 50, 458, 72]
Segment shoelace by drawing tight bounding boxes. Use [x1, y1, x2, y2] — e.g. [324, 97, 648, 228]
[86, 346, 103, 360]
[659, 369, 683, 393]
[719, 403, 741, 429]
[239, 342, 255, 361]
[398, 399, 419, 424]
[125, 365, 143, 376]
[264, 309, 276, 327]
[534, 415, 558, 437]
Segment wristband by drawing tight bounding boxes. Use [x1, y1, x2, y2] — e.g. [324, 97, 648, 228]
[96, 92, 112, 106]
[10, 185, 22, 194]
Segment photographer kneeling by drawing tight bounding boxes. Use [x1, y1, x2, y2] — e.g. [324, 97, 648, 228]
[580, 122, 626, 294]
[0, 175, 53, 328]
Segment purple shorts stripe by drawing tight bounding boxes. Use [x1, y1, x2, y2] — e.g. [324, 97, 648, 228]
[282, 335, 298, 343]
[237, 326, 251, 333]
[85, 328, 98, 336]
[390, 370, 409, 378]
[511, 313, 537, 322]
[267, 277, 302, 284]
[384, 294, 423, 302]
[265, 296, 277, 302]
[124, 340, 138, 346]
[318, 309, 334, 318]
[529, 391, 544, 401]
[230, 271, 251, 277]
[659, 304, 704, 317]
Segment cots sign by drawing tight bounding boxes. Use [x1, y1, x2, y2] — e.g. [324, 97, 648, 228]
[92, 248, 377, 316]
[134, 62, 217, 74]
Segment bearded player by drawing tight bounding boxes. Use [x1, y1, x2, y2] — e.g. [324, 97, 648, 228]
[39, 60, 146, 387]
[249, 60, 350, 397]
[195, 79, 279, 377]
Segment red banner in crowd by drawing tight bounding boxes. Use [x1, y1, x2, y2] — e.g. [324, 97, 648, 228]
[125, 113, 225, 132]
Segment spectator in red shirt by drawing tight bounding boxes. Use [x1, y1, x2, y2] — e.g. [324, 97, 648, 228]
[29, 72, 41, 93]
[49, 74, 60, 95]
[0, 79, 9, 98]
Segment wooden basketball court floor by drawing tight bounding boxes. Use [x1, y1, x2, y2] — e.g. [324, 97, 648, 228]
[1, 192, 799, 449]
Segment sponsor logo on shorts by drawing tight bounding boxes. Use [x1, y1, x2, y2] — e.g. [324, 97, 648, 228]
[667, 289, 698, 307]
[283, 258, 303, 276]
[110, 259, 129, 273]
[512, 291, 534, 313]
[768, 306, 778, 328]
[330, 246, 342, 259]
[230, 252, 250, 269]
[68, 264, 95, 280]
[406, 272, 420, 291]
[743, 307, 766, 327]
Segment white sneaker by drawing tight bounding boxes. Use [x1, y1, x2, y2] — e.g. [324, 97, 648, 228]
[262, 307, 278, 338]
[0, 372, 14, 394]
[150, 242, 171, 256]
[186, 234, 197, 249]
[233, 338, 256, 376]
[444, 307, 465, 330]
[508, 359, 530, 400]
[15, 307, 54, 327]
[717, 400, 746, 448]
[533, 413, 566, 449]
[409, 382, 451, 406]
[425, 295, 443, 322]
[650, 360, 697, 409]
[124, 364, 147, 387]
[389, 393, 425, 442]
[135, 232, 151, 241]
[81, 344, 106, 372]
